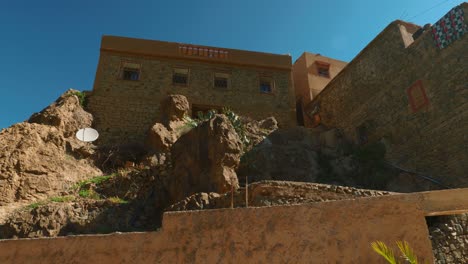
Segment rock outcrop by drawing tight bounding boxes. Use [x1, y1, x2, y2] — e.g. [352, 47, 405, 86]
[0, 90, 101, 205]
[146, 123, 177, 152]
[28, 90, 93, 138]
[160, 94, 190, 131]
[169, 114, 243, 203]
[146, 95, 190, 152]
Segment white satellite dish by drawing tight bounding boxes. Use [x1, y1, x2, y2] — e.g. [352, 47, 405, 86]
[76, 128, 99, 142]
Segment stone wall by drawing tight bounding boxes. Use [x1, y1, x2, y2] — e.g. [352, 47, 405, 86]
[0, 195, 434, 263]
[88, 48, 295, 144]
[428, 213, 468, 264]
[307, 3, 468, 187]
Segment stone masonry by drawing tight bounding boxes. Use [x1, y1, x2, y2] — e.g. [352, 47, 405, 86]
[306, 3, 468, 187]
[87, 36, 296, 144]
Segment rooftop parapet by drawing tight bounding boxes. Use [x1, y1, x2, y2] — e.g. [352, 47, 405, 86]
[100, 35, 292, 70]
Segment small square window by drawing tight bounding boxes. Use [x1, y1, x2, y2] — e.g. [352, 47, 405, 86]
[173, 68, 189, 86]
[259, 77, 273, 93]
[214, 73, 230, 89]
[120, 62, 141, 81]
[122, 68, 140, 80]
[316, 61, 330, 78]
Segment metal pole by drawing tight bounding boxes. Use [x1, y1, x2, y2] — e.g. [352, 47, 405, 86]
[245, 175, 248, 208]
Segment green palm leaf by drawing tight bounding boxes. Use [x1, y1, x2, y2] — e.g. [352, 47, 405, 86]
[371, 241, 399, 264]
[396, 241, 418, 264]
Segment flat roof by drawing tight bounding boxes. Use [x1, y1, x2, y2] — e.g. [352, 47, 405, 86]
[100, 36, 292, 70]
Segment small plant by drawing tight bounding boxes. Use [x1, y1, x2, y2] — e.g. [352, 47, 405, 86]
[50, 195, 75, 203]
[107, 196, 129, 204]
[371, 240, 428, 264]
[182, 115, 199, 128]
[71, 90, 87, 107]
[78, 189, 100, 199]
[27, 201, 45, 210]
[182, 108, 250, 148]
[74, 174, 114, 190]
[222, 107, 250, 147]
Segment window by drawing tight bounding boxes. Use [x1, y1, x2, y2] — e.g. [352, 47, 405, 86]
[123, 69, 140, 80]
[214, 73, 230, 89]
[172, 68, 189, 86]
[407, 80, 429, 112]
[120, 62, 141, 81]
[316, 61, 330, 78]
[259, 77, 273, 93]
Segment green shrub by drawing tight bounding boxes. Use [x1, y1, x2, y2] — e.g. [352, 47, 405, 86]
[27, 202, 45, 210]
[50, 195, 75, 203]
[182, 108, 250, 149]
[222, 107, 250, 147]
[78, 189, 100, 199]
[74, 174, 114, 190]
[71, 91, 87, 107]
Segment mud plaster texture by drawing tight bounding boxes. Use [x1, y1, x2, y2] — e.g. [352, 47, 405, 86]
[0, 195, 434, 264]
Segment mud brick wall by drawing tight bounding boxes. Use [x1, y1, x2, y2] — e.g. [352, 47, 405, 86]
[309, 4, 468, 187]
[0, 195, 434, 263]
[87, 51, 295, 145]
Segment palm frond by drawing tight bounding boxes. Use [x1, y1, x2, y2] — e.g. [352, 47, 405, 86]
[396, 241, 418, 264]
[371, 241, 399, 264]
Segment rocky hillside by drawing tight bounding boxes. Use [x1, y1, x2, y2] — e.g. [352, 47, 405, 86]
[0, 90, 101, 207]
[1, 90, 464, 263]
[0, 91, 446, 240]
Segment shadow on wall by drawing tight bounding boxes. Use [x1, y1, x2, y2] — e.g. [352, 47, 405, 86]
[237, 127, 445, 192]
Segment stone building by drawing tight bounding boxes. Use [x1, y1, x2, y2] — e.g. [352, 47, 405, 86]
[292, 52, 347, 126]
[305, 3, 468, 187]
[88, 36, 296, 144]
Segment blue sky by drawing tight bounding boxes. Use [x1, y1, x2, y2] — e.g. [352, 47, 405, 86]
[0, 0, 461, 129]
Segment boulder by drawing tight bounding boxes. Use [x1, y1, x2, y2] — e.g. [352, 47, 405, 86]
[169, 114, 242, 203]
[146, 123, 177, 152]
[259, 117, 278, 131]
[160, 94, 190, 128]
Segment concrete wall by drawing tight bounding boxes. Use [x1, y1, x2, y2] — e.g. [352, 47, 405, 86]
[88, 37, 296, 144]
[292, 52, 346, 127]
[0, 193, 437, 264]
[306, 3, 468, 186]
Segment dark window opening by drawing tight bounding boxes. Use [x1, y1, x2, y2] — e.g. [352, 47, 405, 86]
[122, 68, 140, 81]
[315, 61, 330, 78]
[214, 77, 228, 88]
[173, 73, 188, 85]
[260, 81, 272, 93]
[317, 66, 330, 78]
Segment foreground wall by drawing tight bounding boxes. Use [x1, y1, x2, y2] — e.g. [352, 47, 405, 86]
[307, 3, 468, 187]
[0, 193, 437, 263]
